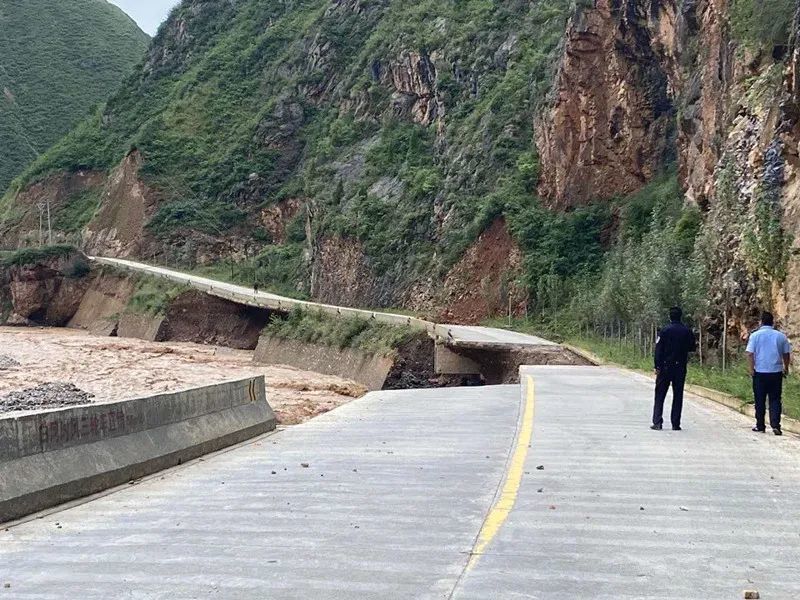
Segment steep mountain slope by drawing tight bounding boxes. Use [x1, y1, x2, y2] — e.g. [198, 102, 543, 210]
[4, 0, 800, 340]
[0, 0, 576, 316]
[0, 0, 149, 193]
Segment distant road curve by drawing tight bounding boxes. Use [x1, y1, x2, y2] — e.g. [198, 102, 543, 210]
[89, 256, 555, 350]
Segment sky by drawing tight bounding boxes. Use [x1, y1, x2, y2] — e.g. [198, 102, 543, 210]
[107, 0, 181, 36]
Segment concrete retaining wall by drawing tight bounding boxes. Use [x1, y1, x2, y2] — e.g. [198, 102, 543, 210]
[117, 313, 167, 341]
[254, 335, 394, 391]
[0, 377, 276, 524]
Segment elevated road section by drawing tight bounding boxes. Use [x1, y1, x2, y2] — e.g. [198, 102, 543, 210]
[89, 256, 552, 351]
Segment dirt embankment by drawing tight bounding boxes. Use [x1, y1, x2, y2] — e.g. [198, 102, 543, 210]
[164, 291, 271, 350]
[434, 218, 528, 325]
[0, 327, 366, 426]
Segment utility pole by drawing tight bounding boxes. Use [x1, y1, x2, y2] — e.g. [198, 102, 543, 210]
[36, 202, 44, 247]
[722, 310, 728, 373]
[46, 198, 52, 245]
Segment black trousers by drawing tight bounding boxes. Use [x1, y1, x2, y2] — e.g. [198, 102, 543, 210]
[653, 365, 687, 428]
[753, 372, 783, 430]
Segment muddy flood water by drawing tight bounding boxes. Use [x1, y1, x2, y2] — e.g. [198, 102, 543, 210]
[0, 326, 367, 425]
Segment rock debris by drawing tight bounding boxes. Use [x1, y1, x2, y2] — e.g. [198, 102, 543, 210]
[0, 382, 95, 413]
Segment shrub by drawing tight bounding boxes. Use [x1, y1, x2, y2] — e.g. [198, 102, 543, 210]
[264, 307, 416, 354]
[1, 245, 78, 267]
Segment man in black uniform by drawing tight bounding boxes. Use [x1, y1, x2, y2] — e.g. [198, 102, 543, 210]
[651, 306, 697, 431]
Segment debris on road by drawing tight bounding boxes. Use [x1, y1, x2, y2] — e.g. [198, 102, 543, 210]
[744, 591, 760, 599]
[0, 382, 95, 413]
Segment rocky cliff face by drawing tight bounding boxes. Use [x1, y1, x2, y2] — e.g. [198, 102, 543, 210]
[2, 250, 92, 326]
[536, 0, 800, 339]
[536, 0, 675, 208]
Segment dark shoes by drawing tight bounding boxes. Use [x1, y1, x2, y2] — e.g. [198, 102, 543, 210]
[753, 426, 783, 436]
[650, 424, 662, 430]
[672, 426, 682, 431]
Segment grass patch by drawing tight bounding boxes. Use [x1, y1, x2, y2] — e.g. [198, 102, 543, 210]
[264, 308, 416, 355]
[1, 244, 78, 267]
[53, 189, 103, 233]
[127, 278, 188, 316]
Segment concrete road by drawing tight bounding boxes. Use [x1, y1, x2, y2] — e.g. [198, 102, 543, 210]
[0, 386, 522, 599]
[443, 325, 557, 348]
[2, 367, 800, 599]
[455, 367, 800, 599]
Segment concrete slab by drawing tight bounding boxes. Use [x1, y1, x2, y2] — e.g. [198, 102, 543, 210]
[0, 386, 521, 599]
[453, 366, 800, 599]
[442, 325, 558, 348]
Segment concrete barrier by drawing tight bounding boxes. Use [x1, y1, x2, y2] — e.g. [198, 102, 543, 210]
[117, 312, 167, 341]
[254, 335, 393, 391]
[0, 377, 276, 524]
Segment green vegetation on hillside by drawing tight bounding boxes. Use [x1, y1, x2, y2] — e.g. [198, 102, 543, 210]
[264, 308, 417, 355]
[730, 0, 796, 49]
[11, 0, 575, 297]
[127, 278, 188, 316]
[0, 0, 149, 193]
[0, 245, 78, 267]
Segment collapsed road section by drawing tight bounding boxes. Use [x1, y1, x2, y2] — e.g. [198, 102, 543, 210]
[87, 255, 591, 385]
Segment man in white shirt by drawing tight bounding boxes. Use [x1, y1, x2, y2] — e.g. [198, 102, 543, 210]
[746, 312, 792, 436]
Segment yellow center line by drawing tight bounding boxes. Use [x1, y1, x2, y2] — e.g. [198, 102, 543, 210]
[466, 375, 536, 570]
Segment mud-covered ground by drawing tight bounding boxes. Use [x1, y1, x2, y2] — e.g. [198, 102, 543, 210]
[0, 327, 367, 425]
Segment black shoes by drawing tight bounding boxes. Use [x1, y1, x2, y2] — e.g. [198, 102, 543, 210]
[672, 426, 682, 431]
[753, 426, 783, 436]
[650, 424, 662, 430]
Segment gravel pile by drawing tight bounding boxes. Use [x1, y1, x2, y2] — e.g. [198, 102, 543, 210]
[0, 383, 96, 413]
[0, 355, 20, 370]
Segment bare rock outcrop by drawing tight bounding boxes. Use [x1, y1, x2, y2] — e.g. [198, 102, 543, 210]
[5, 251, 92, 326]
[311, 236, 381, 307]
[386, 51, 443, 126]
[536, 0, 675, 208]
